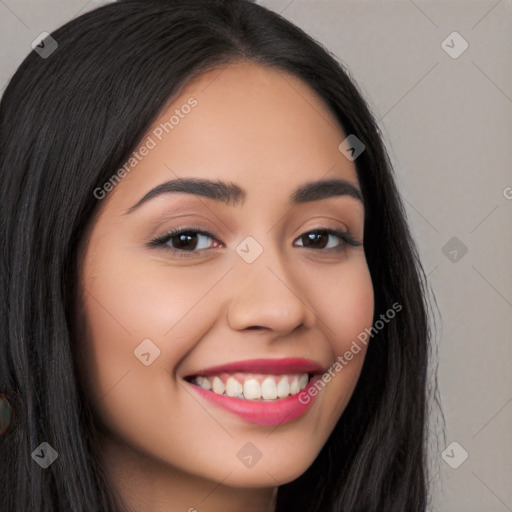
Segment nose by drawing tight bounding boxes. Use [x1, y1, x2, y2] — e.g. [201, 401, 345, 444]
[226, 245, 312, 334]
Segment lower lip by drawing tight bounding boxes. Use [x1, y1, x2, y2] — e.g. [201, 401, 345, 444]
[187, 375, 321, 426]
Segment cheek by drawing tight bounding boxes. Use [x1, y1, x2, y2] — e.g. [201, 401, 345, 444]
[304, 254, 375, 353]
[79, 244, 227, 402]
[83, 242, 229, 334]
[296, 254, 373, 416]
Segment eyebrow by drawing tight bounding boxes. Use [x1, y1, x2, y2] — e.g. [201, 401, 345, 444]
[124, 177, 363, 215]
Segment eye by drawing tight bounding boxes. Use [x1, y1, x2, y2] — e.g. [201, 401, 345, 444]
[293, 228, 361, 251]
[148, 227, 222, 258]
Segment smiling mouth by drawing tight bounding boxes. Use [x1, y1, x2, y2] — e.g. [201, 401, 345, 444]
[182, 358, 326, 426]
[185, 372, 312, 401]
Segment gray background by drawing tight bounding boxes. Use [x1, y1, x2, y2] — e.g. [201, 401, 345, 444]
[1, 1, 510, 510]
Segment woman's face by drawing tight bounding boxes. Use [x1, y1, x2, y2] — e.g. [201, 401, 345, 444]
[78, 61, 374, 498]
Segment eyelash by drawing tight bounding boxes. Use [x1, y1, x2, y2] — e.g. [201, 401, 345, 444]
[147, 226, 362, 259]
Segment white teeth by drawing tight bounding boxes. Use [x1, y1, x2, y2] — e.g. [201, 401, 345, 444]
[261, 377, 278, 400]
[212, 376, 225, 395]
[298, 374, 309, 390]
[290, 377, 300, 395]
[191, 373, 310, 400]
[197, 376, 211, 391]
[225, 377, 243, 397]
[243, 379, 261, 400]
[277, 377, 290, 398]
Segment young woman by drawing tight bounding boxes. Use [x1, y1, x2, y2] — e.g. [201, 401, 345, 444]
[0, 1, 437, 510]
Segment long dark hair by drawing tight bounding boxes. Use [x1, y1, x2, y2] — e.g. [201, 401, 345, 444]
[0, 0, 438, 510]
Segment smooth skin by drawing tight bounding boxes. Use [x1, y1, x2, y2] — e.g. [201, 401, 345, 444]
[76, 61, 375, 512]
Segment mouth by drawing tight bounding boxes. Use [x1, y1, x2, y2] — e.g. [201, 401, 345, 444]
[185, 372, 311, 400]
[183, 358, 326, 426]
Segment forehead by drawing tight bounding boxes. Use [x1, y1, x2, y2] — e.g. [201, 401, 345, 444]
[106, 61, 360, 212]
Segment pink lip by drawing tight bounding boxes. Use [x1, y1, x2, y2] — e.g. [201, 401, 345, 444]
[188, 357, 326, 376]
[189, 375, 322, 426]
[184, 358, 326, 426]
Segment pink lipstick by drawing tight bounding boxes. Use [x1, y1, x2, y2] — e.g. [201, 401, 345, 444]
[184, 358, 325, 426]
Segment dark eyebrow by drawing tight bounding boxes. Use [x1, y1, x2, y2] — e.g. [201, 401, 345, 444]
[124, 177, 362, 215]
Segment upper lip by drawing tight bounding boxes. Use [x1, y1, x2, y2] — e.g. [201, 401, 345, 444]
[185, 358, 327, 377]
